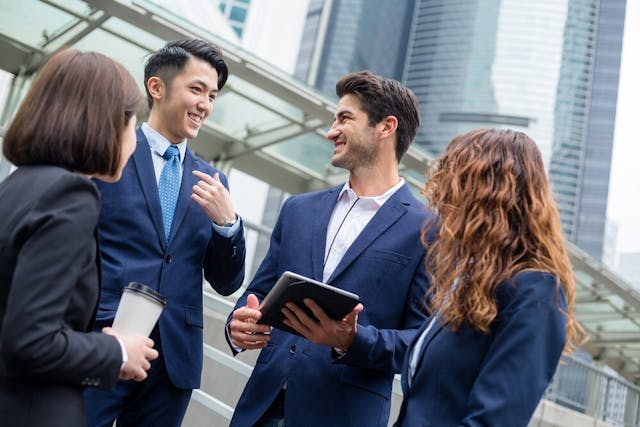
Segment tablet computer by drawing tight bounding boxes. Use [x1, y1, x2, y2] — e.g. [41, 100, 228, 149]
[258, 271, 360, 335]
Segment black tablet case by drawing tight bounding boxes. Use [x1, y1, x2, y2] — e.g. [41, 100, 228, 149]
[258, 271, 360, 336]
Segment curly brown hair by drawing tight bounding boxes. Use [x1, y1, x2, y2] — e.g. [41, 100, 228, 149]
[421, 128, 584, 352]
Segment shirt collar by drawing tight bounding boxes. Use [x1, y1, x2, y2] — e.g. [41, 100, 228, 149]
[141, 122, 187, 164]
[337, 178, 405, 207]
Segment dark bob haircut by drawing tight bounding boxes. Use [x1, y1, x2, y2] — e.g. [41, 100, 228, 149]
[3, 49, 143, 176]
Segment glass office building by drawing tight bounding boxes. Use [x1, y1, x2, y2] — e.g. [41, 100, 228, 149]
[549, 0, 626, 260]
[406, 0, 625, 261]
[298, 0, 625, 261]
[294, 0, 416, 96]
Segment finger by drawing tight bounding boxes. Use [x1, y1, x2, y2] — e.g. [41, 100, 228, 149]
[302, 298, 332, 323]
[282, 306, 312, 336]
[213, 172, 222, 184]
[231, 331, 269, 349]
[230, 319, 270, 336]
[192, 170, 215, 185]
[285, 302, 318, 327]
[191, 193, 206, 208]
[192, 183, 212, 198]
[232, 309, 262, 324]
[343, 303, 364, 323]
[247, 294, 260, 310]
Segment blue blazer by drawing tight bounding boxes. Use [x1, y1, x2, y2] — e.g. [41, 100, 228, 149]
[394, 270, 567, 427]
[94, 129, 246, 389]
[228, 184, 433, 427]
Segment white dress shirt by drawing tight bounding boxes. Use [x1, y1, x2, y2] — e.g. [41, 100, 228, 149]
[141, 123, 240, 237]
[322, 179, 405, 282]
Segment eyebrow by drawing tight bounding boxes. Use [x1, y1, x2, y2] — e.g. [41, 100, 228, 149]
[192, 79, 219, 94]
[335, 109, 354, 120]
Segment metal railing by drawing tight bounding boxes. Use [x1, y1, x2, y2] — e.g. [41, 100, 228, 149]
[545, 354, 640, 426]
[193, 220, 640, 426]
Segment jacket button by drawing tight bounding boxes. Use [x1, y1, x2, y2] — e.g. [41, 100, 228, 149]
[165, 255, 172, 263]
[231, 246, 237, 257]
[289, 345, 296, 354]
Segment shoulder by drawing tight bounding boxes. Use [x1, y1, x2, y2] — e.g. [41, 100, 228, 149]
[13, 166, 98, 199]
[283, 186, 341, 208]
[497, 270, 566, 312]
[34, 167, 100, 219]
[3, 167, 100, 234]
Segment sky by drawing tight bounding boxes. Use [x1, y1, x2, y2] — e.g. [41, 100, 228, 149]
[608, 0, 640, 255]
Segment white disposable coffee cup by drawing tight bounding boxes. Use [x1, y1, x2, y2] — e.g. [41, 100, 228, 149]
[111, 282, 167, 337]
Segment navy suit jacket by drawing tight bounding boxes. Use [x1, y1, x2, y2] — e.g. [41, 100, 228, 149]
[228, 183, 433, 427]
[94, 129, 246, 389]
[394, 271, 567, 427]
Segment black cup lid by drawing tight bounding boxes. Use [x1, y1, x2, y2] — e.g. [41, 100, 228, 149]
[124, 282, 167, 306]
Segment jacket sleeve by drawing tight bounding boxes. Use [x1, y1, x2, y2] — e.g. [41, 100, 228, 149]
[224, 197, 288, 354]
[202, 170, 246, 296]
[334, 255, 431, 373]
[459, 273, 567, 427]
[0, 174, 121, 390]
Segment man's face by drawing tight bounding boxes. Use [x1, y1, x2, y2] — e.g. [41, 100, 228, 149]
[152, 57, 219, 143]
[327, 94, 377, 171]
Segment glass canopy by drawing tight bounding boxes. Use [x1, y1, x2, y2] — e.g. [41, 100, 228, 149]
[1, 0, 639, 384]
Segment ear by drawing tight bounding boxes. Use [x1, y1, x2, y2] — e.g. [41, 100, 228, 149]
[146, 76, 165, 103]
[377, 115, 398, 139]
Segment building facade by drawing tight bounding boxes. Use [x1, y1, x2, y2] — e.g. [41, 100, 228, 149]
[296, 0, 626, 261]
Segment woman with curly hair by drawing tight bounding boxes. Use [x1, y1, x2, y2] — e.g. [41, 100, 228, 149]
[394, 128, 584, 427]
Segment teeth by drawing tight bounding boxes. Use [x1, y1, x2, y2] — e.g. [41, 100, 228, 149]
[188, 113, 201, 123]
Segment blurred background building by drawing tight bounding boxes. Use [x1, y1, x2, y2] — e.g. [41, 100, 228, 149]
[1, 1, 639, 426]
[294, 0, 626, 264]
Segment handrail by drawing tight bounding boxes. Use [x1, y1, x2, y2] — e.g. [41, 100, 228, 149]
[196, 221, 640, 426]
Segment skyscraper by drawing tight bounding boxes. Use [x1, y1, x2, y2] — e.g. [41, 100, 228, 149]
[549, 0, 625, 260]
[295, 0, 416, 94]
[297, 0, 626, 261]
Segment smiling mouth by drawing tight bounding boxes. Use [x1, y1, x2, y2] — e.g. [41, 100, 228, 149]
[188, 113, 203, 124]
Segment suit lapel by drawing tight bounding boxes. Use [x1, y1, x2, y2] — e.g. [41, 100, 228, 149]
[168, 148, 197, 244]
[311, 186, 341, 281]
[411, 316, 445, 387]
[327, 184, 413, 283]
[132, 129, 166, 249]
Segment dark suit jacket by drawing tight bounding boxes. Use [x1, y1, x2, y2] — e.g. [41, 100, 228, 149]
[0, 166, 122, 427]
[94, 129, 245, 389]
[394, 271, 567, 427]
[228, 184, 433, 427]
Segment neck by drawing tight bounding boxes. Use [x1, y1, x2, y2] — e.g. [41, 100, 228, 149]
[348, 164, 401, 197]
[147, 110, 181, 144]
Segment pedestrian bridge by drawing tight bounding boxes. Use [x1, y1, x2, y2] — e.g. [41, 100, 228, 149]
[1, 1, 640, 425]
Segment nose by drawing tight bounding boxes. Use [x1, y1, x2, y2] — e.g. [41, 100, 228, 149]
[327, 122, 340, 140]
[198, 95, 212, 117]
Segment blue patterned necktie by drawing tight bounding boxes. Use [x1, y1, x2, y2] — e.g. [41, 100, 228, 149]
[158, 145, 181, 242]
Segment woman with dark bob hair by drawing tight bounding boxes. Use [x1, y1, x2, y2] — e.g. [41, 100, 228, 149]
[395, 128, 584, 427]
[0, 49, 158, 426]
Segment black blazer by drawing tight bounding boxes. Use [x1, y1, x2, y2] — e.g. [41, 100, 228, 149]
[0, 166, 122, 427]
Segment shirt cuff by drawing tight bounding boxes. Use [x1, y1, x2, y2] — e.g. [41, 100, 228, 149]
[211, 215, 241, 238]
[115, 337, 128, 370]
[333, 347, 348, 358]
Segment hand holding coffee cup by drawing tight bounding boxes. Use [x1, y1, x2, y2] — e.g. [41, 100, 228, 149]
[102, 327, 158, 381]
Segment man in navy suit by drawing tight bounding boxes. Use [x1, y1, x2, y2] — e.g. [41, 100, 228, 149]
[84, 39, 246, 427]
[227, 71, 434, 427]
